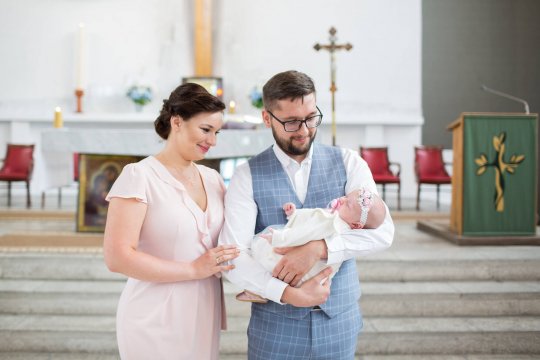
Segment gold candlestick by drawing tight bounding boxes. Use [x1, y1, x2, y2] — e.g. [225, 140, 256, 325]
[75, 88, 84, 113]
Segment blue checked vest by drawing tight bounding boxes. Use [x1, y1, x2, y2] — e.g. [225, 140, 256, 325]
[249, 143, 361, 319]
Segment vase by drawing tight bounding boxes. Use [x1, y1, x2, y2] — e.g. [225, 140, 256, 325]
[134, 104, 144, 112]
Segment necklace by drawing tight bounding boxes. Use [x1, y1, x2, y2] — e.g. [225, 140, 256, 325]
[157, 153, 198, 187]
[169, 162, 198, 187]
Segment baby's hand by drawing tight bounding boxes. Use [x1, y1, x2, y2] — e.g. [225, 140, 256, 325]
[260, 228, 274, 243]
[283, 203, 296, 217]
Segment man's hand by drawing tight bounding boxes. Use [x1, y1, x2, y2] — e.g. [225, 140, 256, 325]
[272, 240, 328, 286]
[280, 267, 332, 307]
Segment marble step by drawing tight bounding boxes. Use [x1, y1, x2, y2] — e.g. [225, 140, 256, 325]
[1, 252, 539, 282]
[1, 279, 539, 317]
[0, 355, 538, 360]
[0, 315, 538, 355]
[0, 354, 254, 360]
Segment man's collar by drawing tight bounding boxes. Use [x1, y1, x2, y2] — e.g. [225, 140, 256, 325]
[272, 142, 314, 168]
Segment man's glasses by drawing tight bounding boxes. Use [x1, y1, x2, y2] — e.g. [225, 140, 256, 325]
[267, 106, 323, 132]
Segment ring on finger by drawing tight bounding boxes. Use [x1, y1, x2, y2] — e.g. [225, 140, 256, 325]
[216, 256, 221, 264]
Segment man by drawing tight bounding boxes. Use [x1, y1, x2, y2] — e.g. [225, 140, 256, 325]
[219, 70, 394, 359]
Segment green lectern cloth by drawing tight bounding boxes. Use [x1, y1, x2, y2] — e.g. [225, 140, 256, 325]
[463, 114, 537, 236]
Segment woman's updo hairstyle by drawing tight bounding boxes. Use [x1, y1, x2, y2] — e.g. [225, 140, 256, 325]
[154, 83, 226, 140]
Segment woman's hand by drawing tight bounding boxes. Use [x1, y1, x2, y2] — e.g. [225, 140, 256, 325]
[190, 244, 240, 280]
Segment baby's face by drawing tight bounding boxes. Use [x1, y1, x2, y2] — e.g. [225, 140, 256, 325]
[334, 191, 362, 226]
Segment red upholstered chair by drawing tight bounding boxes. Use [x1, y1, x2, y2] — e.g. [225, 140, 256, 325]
[414, 146, 452, 211]
[360, 147, 401, 210]
[0, 144, 35, 208]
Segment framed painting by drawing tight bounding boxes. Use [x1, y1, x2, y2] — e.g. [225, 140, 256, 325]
[182, 76, 223, 100]
[77, 153, 144, 233]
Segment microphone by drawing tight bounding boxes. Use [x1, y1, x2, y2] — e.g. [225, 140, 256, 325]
[481, 85, 530, 114]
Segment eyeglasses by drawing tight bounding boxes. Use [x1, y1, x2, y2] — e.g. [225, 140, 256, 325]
[267, 106, 323, 132]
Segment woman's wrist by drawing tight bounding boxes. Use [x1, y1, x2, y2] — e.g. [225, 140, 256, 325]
[187, 261, 199, 280]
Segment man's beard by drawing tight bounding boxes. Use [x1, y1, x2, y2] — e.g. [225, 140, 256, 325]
[271, 126, 317, 157]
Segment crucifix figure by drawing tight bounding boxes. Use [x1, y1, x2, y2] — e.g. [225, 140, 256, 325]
[314, 27, 353, 146]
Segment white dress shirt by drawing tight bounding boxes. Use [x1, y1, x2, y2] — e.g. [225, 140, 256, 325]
[219, 143, 394, 304]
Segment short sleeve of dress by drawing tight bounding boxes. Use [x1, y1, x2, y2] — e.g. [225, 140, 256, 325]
[105, 163, 148, 203]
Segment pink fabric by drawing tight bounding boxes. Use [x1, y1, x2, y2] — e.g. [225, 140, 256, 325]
[106, 156, 226, 360]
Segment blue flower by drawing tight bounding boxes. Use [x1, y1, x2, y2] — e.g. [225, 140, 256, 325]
[127, 86, 153, 106]
[249, 87, 263, 109]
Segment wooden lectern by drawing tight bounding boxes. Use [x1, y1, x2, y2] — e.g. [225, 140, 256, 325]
[447, 113, 538, 239]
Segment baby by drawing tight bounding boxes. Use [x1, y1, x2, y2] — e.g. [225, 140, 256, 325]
[237, 187, 385, 303]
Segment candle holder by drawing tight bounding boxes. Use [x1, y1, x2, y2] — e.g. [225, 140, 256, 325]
[75, 88, 85, 113]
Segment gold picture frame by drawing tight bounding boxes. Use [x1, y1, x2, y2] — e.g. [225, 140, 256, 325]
[182, 76, 223, 100]
[77, 153, 144, 233]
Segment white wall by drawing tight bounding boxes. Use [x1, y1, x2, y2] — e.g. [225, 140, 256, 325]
[0, 0, 422, 126]
[0, 0, 193, 114]
[0, 0, 426, 204]
[215, 0, 422, 126]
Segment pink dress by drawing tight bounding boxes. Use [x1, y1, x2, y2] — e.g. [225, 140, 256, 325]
[106, 156, 226, 360]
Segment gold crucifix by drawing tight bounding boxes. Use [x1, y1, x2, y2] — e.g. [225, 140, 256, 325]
[314, 27, 353, 146]
[475, 132, 525, 212]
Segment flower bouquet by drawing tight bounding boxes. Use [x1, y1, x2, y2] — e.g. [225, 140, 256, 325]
[127, 85, 153, 111]
[249, 87, 263, 109]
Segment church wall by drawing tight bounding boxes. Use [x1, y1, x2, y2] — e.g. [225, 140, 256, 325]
[214, 0, 423, 130]
[0, 0, 193, 113]
[0, 0, 427, 203]
[0, 0, 423, 128]
[422, 0, 540, 148]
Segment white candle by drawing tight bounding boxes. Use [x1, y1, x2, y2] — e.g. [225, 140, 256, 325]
[229, 101, 236, 114]
[54, 107, 63, 128]
[76, 23, 86, 89]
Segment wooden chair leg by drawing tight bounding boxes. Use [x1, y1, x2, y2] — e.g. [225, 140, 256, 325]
[416, 183, 421, 211]
[58, 187, 62, 208]
[41, 191, 46, 209]
[436, 184, 440, 210]
[382, 184, 386, 202]
[26, 181, 31, 208]
[7, 181, 12, 207]
[397, 183, 401, 211]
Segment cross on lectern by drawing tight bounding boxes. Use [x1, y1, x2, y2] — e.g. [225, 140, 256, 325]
[314, 27, 352, 146]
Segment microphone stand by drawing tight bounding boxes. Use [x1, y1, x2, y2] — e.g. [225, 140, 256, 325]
[481, 85, 530, 114]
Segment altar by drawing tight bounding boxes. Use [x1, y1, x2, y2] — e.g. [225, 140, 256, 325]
[0, 110, 425, 203]
[39, 128, 273, 192]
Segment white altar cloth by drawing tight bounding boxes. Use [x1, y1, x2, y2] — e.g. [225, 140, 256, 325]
[39, 128, 273, 192]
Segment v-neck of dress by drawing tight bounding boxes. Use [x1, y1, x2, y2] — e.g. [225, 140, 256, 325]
[149, 156, 209, 214]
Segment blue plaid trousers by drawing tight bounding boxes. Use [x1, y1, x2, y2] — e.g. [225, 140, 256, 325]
[247, 304, 362, 360]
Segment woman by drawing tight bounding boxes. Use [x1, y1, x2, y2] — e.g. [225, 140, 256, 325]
[103, 83, 239, 359]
